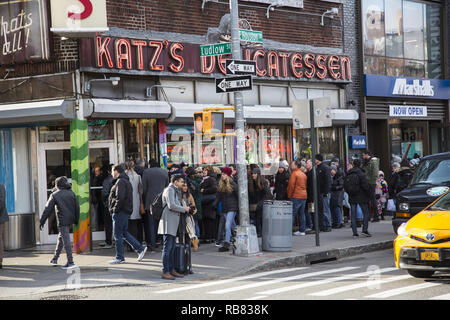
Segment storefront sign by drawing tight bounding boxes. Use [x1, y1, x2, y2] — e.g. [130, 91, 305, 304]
[0, 0, 51, 65]
[389, 105, 428, 118]
[348, 135, 367, 149]
[80, 36, 352, 83]
[50, 0, 108, 37]
[364, 74, 450, 100]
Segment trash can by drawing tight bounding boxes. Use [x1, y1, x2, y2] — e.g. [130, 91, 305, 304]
[262, 200, 292, 252]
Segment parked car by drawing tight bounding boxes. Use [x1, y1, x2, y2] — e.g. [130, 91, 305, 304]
[394, 190, 450, 278]
[393, 152, 450, 234]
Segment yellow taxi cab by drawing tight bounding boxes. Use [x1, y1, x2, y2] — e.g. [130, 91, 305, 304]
[394, 190, 450, 278]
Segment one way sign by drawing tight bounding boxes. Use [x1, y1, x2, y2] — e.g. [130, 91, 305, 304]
[216, 75, 253, 93]
[226, 59, 257, 75]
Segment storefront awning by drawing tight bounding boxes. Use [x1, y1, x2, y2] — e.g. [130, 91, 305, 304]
[330, 109, 359, 125]
[0, 99, 75, 126]
[85, 99, 171, 119]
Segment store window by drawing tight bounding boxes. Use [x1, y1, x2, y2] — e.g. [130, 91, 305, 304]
[123, 119, 158, 163]
[389, 119, 427, 162]
[88, 120, 114, 141]
[296, 127, 341, 162]
[39, 122, 71, 142]
[362, 0, 442, 79]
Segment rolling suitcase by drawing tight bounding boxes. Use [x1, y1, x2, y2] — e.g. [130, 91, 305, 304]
[174, 242, 192, 274]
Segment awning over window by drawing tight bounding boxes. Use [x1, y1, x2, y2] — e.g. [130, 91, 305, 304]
[85, 99, 171, 119]
[0, 99, 75, 126]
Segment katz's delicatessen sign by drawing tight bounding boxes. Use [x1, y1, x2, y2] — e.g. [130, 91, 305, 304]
[80, 36, 352, 83]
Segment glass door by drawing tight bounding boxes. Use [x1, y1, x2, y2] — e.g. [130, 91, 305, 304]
[38, 141, 117, 244]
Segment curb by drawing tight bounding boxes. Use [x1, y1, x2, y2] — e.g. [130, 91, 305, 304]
[234, 240, 394, 275]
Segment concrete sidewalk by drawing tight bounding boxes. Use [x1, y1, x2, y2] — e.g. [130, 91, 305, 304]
[0, 218, 396, 299]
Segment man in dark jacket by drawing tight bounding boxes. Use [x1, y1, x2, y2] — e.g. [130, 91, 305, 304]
[100, 164, 114, 248]
[390, 159, 413, 197]
[344, 159, 372, 237]
[40, 176, 80, 269]
[330, 165, 344, 229]
[316, 154, 332, 232]
[109, 164, 147, 264]
[142, 159, 169, 251]
[0, 182, 8, 269]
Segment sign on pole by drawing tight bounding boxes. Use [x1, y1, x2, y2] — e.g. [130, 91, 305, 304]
[239, 29, 263, 43]
[226, 59, 257, 75]
[292, 97, 332, 129]
[216, 75, 253, 93]
[200, 42, 232, 57]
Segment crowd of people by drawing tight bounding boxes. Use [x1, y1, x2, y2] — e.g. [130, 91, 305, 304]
[0, 148, 419, 277]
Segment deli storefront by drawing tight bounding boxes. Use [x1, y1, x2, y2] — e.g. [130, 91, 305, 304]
[364, 74, 450, 176]
[80, 33, 355, 170]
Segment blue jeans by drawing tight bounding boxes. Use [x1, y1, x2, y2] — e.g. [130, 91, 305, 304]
[320, 194, 332, 230]
[194, 220, 200, 238]
[225, 211, 237, 243]
[291, 198, 307, 233]
[162, 234, 176, 273]
[112, 212, 145, 261]
[351, 203, 370, 235]
[331, 205, 342, 227]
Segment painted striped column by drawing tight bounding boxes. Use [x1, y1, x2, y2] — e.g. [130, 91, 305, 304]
[70, 119, 91, 253]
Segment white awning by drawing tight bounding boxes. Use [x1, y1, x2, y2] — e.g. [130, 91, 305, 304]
[85, 99, 171, 118]
[0, 99, 75, 126]
[330, 109, 359, 125]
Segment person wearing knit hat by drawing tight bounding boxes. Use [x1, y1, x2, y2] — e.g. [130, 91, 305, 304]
[274, 160, 290, 201]
[221, 167, 232, 177]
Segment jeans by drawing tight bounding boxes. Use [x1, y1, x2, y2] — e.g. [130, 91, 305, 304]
[194, 220, 200, 238]
[112, 212, 145, 261]
[331, 205, 342, 227]
[225, 211, 237, 243]
[53, 225, 73, 264]
[320, 194, 332, 230]
[162, 234, 176, 273]
[351, 203, 370, 235]
[217, 211, 226, 242]
[103, 206, 113, 245]
[291, 198, 307, 233]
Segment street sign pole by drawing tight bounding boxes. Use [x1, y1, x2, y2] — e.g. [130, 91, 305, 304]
[230, 0, 258, 256]
[310, 99, 320, 247]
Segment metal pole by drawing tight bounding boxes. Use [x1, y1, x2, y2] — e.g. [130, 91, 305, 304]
[230, 0, 249, 226]
[310, 100, 320, 246]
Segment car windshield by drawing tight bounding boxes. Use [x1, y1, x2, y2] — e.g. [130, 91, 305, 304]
[427, 192, 450, 211]
[411, 159, 450, 185]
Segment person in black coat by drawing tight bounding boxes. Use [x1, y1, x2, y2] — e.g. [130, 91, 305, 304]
[200, 166, 218, 243]
[248, 167, 269, 237]
[390, 159, 413, 198]
[274, 161, 290, 200]
[39, 176, 80, 269]
[100, 164, 114, 248]
[344, 159, 372, 237]
[330, 165, 344, 229]
[315, 154, 332, 232]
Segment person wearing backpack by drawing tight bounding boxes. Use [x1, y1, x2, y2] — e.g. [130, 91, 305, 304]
[158, 174, 191, 280]
[344, 159, 372, 238]
[142, 159, 169, 252]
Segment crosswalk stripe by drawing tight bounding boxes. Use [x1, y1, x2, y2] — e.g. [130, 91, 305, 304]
[366, 282, 442, 299]
[256, 267, 398, 296]
[310, 274, 411, 297]
[154, 267, 308, 294]
[430, 293, 450, 300]
[244, 296, 268, 300]
[207, 266, 359, 295]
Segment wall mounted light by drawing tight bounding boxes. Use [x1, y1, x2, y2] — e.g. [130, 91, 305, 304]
[321, 8, 339, 26]
[84, 76, 120, 93]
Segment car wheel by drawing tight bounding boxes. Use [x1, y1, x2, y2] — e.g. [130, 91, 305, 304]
[407, 270, 435, 278]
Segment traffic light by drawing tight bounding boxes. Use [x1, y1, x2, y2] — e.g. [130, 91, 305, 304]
[194, 112, 203, 134]
[193, 111, 225, 134]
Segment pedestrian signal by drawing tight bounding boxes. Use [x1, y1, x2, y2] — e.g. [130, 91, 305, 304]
[194, 111, 225, 134]
[194, 112, 203, 134]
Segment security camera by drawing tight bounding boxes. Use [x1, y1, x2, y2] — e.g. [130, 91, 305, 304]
[331, 8, 338, 15]
[179, 86, 186, 94]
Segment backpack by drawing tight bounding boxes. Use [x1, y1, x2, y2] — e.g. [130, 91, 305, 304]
[344, 171, 360, 196]
[150, 191, 166, 220]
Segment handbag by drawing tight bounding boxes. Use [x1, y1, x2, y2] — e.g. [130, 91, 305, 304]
[387, 199, 396, 212]
[140, 202, 146, 215]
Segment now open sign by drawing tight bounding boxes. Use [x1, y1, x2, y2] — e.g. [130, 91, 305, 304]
[389, 105, 428, 118]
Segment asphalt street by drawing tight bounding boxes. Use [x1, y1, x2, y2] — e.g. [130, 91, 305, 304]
[11, 249, 450, 300]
